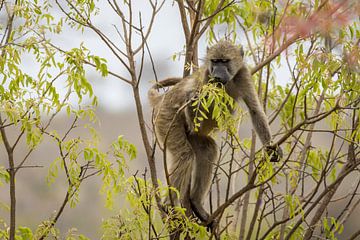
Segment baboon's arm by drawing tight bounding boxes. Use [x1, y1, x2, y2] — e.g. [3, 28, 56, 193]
[239, 76, 272, 145]
[243, 88, 272, 144]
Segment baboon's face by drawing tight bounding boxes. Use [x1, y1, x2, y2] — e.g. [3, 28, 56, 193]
[206, 40, 244, 85]
[209, 58, 232, 84]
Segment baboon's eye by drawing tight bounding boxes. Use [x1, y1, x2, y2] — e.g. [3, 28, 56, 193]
[220, 59, 230, 63]
[211, 59, 230, 63]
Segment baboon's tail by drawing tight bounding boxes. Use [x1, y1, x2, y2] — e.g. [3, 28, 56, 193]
[148, 78, 182, 107]
[148, 88, 162, 107]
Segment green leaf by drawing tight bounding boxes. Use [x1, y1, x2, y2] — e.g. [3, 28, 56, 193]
[0, 166, 10, 185]
[17, 226, 33, 240]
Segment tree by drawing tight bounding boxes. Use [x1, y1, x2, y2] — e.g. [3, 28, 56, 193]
[0, 0, 359, 239]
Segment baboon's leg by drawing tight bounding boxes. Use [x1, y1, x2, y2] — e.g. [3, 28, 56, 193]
[163, 122, 195, 206]
[188, 134, 218, 222]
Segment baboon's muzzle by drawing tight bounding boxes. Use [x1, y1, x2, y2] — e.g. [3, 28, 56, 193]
[211, 65, 231, 84]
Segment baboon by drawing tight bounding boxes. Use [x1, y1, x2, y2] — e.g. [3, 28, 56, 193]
[148, 40, 281, 223]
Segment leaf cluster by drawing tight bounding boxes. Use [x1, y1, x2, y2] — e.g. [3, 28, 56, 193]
[192, 82, 239, 135]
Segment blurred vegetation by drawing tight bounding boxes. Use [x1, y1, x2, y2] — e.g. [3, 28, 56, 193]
[0, 0, 359, 239]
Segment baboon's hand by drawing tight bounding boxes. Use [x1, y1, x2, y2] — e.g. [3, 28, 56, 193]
[207, 218, 219, 237]
[265, 145, 283, 162]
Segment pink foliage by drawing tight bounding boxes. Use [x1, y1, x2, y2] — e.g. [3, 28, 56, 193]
[275, 0, 357, 40]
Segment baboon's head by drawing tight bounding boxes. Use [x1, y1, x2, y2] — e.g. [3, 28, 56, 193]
[205, 40, 244, 85]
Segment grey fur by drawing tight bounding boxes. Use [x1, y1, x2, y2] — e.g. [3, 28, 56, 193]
[148, 40, 277, 223]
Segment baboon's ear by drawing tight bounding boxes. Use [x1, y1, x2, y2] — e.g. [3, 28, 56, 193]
[239, 46, 244, 58]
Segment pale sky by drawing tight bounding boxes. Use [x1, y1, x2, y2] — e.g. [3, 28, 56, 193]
[20, 1, 290, 112]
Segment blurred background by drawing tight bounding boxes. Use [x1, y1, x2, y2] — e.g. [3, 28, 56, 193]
[0, 1, 359, 239]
